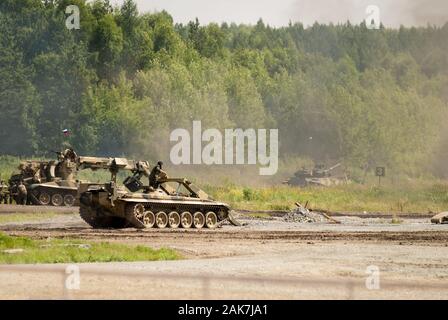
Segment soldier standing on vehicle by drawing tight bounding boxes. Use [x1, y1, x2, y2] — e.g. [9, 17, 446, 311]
[149, 161, 167, 189]
[32, 167, 42, 183]
[63, 148, 78, 162]
[17, 180, 28, 205]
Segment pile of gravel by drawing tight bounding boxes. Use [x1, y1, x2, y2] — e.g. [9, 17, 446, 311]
[283, 207, 327, 223]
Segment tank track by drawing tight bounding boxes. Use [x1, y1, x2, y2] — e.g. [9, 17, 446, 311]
[80, 200, 232, 229]
[80, 205, 128, 228]
[123, 201, 229, 229]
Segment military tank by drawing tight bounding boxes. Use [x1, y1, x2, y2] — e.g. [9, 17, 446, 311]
[284, 163, 345, 187]
[77, 157, 240, 229]
[9, 149, 80, 206]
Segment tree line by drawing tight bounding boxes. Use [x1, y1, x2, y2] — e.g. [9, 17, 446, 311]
[1, 0, 447, 177]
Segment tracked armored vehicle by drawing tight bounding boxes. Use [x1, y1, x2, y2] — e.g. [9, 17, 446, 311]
[284, 163, 345, 187]
[78, 157, 240, 229]
[9, 150, 79, 206]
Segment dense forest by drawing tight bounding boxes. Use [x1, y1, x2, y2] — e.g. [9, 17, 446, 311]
[1, 0, 448, 178]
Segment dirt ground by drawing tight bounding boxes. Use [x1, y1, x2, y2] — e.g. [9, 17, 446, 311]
[0, 206, 448, 299]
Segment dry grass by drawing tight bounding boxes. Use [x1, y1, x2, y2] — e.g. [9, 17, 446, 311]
[205, 183, 448, 213]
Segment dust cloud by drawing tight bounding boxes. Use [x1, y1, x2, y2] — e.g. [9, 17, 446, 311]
[117, 0, 448, 27]
[290, 0, 448, 27]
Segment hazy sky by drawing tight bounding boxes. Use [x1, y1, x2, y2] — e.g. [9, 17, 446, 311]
[109, 0, 448, 27]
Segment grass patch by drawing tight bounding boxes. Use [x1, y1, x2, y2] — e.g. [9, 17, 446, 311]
[0, 233, 180, 264]
[0, 213, 58, 224]
[0, 155, 24, 181]
[205, 183, 448, 213]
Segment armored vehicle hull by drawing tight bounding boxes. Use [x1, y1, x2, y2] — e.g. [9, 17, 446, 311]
[79, 180, 237, 229]
[284, 163, 346, 187]
[76, 157, 240, 229]
[28, 181, 78, 207]
[285, 176, 345, 187]
[9, 150, 80, 206]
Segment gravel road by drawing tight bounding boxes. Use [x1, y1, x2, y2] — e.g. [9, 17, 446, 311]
[1, 207, 448, 299]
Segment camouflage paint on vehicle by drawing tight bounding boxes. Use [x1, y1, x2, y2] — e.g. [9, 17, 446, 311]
[77, 157, 240, 229]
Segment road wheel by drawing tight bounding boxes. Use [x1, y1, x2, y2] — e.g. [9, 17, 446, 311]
[155, 211, 168, 229]
[125, 203, 151, 228]
[39, 192, 51, 205]
[180, 212, 193, 229]
[133, 203, 145, 219]
[51, 193, 63, 206]
[193, 212, 205, 229]
[168, 211, 180, 229]
[142, 211, 155, 228]
[205, 212, 218, 229]
[63, 194, 76, 207]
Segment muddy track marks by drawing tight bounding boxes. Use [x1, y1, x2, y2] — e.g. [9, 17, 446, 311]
[2, 226, 448, 244]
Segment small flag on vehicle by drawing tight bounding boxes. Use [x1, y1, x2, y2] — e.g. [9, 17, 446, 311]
[63, 129, 70, 136]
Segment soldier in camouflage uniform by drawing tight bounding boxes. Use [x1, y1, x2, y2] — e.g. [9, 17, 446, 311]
[8, 180, 16, 204]
[149, 161, 168, 189]
[63, 148, 78, 162]
[16, 180, 28, 205]
[0, 180, 9, 204]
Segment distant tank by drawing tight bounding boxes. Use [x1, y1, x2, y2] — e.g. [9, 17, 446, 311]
[284, 163, 346, 187]
[9, 149, 79, 206]
[77, 157, 240, 229]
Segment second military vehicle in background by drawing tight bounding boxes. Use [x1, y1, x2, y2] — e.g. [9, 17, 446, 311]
[8, 149, 79, 206]
[284, 163, 347, 187]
